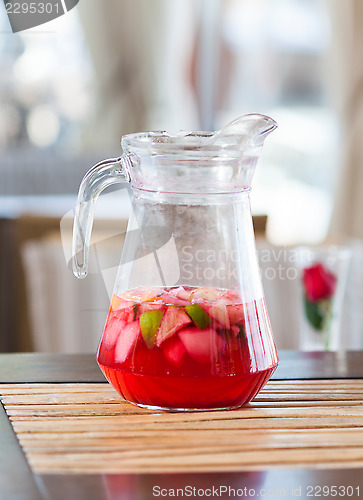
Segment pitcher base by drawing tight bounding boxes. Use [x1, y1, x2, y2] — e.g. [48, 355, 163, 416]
[99, 364, 278, 411]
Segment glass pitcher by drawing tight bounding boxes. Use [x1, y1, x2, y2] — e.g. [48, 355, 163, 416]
[72, 114, 279, 411]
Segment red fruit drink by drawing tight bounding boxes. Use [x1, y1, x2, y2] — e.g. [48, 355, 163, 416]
[97, 286, 278, 410]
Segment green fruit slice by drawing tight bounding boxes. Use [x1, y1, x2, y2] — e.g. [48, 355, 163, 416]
[139, 310, 165, 348]
[185, 304, 211, 330]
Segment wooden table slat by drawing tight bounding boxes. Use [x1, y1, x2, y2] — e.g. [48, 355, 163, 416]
[3, 380, 363, 475]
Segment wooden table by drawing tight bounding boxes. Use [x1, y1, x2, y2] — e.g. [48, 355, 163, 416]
[1, 351, 363, 500]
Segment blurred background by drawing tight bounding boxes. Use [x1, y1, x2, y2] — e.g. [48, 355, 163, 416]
[1, 0, 362, 353]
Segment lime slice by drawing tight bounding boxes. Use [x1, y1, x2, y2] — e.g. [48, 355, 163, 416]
[185, 304, 211, 330]
[139, 310, 165, 348]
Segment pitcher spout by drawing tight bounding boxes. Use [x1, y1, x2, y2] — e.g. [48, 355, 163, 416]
[211, 113, 278, 148]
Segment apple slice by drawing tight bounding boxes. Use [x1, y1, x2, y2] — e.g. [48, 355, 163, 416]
[139, 310, 165, 348]
[114, 320, 141, 364]
[178, 327, 224, 364]
[102, 316, 126, 351]
[208, 299, 230, 329]
[185, 304, 211, 330]
[173, 287, 192, 301]
[163, 337, 187, 366]
[156, 306, 191, 346]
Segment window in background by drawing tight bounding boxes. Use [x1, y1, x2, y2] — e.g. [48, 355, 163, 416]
[210, 0, 338, 245]
[0, 7, 96, 199]
[0, 0, 339, 245]
[0, 8, 94, 153]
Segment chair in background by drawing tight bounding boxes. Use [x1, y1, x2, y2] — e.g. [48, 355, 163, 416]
[0, 218, 18, 352]
[0, 215, 61, 352]
[20, 215, 127, 353]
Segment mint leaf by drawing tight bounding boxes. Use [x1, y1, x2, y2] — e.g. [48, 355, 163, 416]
[237, 323, 246, 340]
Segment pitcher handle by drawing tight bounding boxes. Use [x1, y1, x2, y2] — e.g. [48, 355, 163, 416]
[72, 156, 131, 279]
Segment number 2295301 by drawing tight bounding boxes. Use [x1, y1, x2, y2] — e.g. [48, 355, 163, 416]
[307, 485, 359, 497]
[5, 3, 61, 14]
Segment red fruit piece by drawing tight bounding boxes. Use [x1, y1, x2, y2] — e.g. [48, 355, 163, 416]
[163, 337, 187, 366]
[113, 305, 136, 323]
[303, 263, 337, 302]
[227, 304, 245, 325]
[102, 315, 126, 351]
[114, 320, 141, 364]
[156, 306, 191, 346]
[178, 327, 224, 364]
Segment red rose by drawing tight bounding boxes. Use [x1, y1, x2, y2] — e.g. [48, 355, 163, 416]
[302, 263, 337, 302]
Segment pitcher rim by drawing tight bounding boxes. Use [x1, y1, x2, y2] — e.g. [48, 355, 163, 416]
[121, 131, 263, 158]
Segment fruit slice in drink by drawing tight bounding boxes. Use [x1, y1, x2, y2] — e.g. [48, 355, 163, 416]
[114, 321, 141, 364]
[156, 306, 191, 346]
[139, 310, 165, 348]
